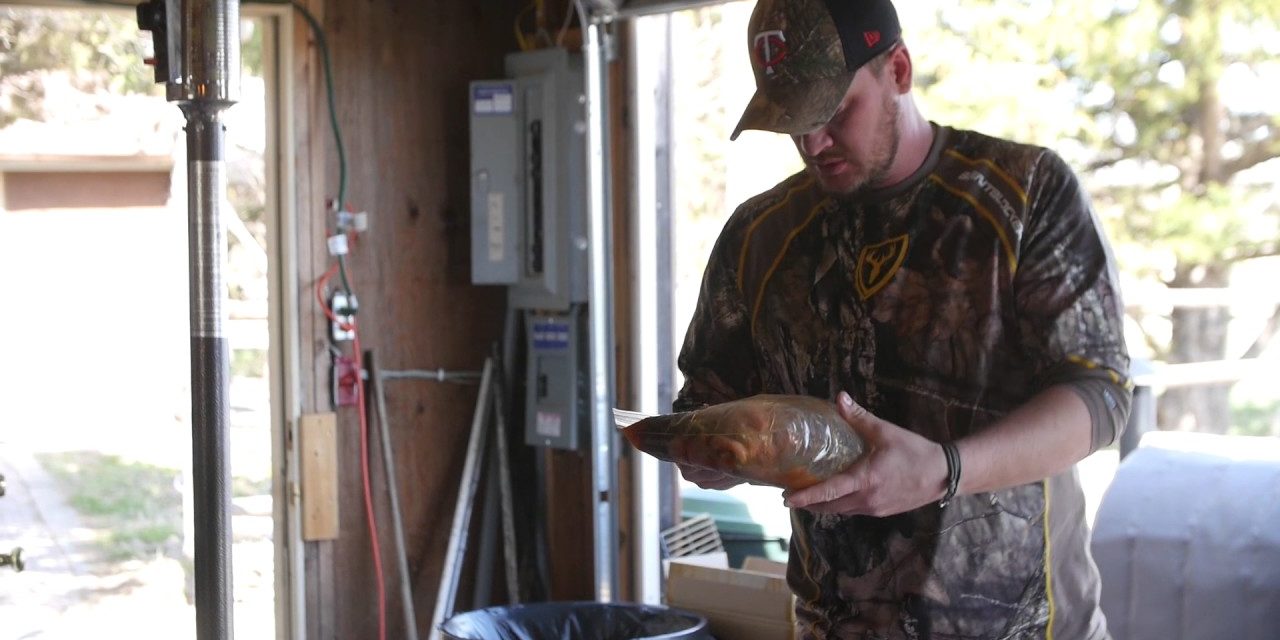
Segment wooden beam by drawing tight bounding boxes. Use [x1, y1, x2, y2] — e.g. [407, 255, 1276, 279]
[300, 412, 340, 541]
[1135, 358, 1275, 388]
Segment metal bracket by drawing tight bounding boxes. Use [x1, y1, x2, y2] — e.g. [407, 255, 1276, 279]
[0, 548, 24, 573]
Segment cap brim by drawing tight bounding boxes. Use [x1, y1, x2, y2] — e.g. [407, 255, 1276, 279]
[730, 72, 855, 141]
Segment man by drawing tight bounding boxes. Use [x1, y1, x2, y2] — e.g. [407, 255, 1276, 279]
[673, 0, 1132, 638]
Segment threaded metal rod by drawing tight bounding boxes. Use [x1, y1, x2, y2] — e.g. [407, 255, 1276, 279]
[183, 104, 234, 640]
[174, 1, 239, 637]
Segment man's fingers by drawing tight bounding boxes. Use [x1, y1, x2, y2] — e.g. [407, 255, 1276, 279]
[800, 494, 866, 516]
[784, 468, 865, 509]
[837, 391, 881, 443]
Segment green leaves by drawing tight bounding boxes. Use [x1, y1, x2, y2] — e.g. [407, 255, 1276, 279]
[907, 0, 1280, 278]
[0, 8, 158, 126]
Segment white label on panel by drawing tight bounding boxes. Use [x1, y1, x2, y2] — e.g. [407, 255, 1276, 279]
[493, 92, 513, 113]
[536, 411, 563, 438]
[473, 84, 514, 115]
[487, 192, 505, 262]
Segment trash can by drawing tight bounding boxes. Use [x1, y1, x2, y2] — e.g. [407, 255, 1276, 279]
[440, 601, 711, 640]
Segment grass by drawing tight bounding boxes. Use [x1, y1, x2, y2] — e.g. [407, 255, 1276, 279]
[38, 451, 183, 565]
[232, 474, 271, 499]
[37, 451, 272, 566]
[103, 525, 183, 563]
[231, 348, 267, 378]
[1231, 399, 1280, 437]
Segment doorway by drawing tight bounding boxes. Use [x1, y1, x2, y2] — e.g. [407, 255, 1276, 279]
[0, 6, 286, 638]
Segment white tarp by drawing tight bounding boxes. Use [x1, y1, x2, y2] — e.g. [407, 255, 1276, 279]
[1091, 431, 1280, 640]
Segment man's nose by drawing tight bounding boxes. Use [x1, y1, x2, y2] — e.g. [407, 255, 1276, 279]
[797, 126, 833, 157]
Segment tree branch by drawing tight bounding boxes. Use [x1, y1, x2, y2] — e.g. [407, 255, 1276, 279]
[1085, 152, 1137, 173]
[1242, 303, 1280, 360]
[1222, 241, 1280, 264]
[1129, 313, 1170, 360]
[1223, 128, 1280, 177]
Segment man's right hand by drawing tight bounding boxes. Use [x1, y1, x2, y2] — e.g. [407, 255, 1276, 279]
[677, 463, 743, 490]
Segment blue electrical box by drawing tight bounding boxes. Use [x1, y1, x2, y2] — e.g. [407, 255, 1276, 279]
[524, 310, 588, 450]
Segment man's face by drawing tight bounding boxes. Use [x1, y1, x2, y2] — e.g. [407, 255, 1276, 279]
[792, 62, 901, 195]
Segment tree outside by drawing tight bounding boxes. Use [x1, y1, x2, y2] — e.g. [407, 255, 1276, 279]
[0, 8, 157, 127]
[911, 0, 1280, 435]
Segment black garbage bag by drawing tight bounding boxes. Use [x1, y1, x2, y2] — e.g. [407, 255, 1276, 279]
[440, 601, 711, 640]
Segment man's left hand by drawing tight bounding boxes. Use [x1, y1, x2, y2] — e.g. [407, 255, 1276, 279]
[783, 391, 949, 517]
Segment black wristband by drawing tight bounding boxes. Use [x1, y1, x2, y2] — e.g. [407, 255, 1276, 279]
[939, 441, 961, 508]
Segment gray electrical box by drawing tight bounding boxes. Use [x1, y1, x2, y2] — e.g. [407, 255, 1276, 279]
[469, 48, 589, 311]
[524, 310, 588, 450]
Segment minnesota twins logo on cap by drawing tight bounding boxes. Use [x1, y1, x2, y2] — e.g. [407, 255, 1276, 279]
[753, 30, 787, 75]
[731, 0, 902, 141]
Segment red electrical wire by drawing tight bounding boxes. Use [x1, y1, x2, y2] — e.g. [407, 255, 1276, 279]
[314, 262, 341, 324]
[314, 261, 388, 640]
[352, 327, 387, 640]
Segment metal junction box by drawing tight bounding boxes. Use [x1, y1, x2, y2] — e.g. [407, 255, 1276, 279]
[524, 310, 589, 450]
[469, 48, 589, 311]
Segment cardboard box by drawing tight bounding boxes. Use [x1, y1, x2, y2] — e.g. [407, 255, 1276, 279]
[667, 555, 796, 640]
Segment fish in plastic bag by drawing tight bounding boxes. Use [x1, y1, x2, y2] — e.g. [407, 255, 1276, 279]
[616, 395, 865, 490]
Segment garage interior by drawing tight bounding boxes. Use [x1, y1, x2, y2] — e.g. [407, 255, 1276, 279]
[188, 0, 703, 636]
[40, 0, 743, 637]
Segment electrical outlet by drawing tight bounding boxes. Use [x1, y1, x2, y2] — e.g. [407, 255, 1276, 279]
[333, 354, 360, 407]
[330, 291, 356, 342]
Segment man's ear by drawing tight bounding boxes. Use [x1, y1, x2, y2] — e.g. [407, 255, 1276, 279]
[891, 44, 913, 93]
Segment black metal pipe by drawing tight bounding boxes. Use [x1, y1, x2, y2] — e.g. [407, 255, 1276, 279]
[183, 104, 234, 640]
[174, 1, 239, 637]
[139, 0, 238, 636]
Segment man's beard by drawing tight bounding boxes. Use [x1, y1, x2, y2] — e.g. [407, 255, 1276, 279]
[859, 95, 902, 193]
[818, 95, 902, 197]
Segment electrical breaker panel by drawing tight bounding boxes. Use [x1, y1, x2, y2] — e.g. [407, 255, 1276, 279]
[524, 310, 588, 450]
[469, 48, 589, 311]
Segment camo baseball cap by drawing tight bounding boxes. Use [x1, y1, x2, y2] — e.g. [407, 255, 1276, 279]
[731, 0, 902, 140]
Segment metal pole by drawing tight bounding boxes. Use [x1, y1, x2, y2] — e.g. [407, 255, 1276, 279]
[470, 453, 500, 607]
[371, 360, 420, 640]
[626, 15, 663, 605]
[429, 359, 494, 640]
[579, 3, 621, 603]
[489, 371, 521, 604]
[158, 1, 241, 638]
[1121, 358, 1157, 458]
[381, 370, 482, 382]
[185, 105, 235, 640]
[654, 12, 679, 537]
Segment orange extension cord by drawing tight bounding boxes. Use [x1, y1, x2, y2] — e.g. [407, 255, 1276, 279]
[315, 260, 387, 640]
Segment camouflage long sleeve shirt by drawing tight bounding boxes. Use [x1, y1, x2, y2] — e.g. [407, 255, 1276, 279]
[674, 126, 1130, 640]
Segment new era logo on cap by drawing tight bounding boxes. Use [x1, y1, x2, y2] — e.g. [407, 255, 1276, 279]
[863, 31, 881, 47]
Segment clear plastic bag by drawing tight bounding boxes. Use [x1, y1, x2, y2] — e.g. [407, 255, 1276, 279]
[619, 395, 865, 490]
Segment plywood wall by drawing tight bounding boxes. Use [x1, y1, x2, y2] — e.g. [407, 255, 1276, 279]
[289, 1, 635, 637]
[290, 1, 522, 637]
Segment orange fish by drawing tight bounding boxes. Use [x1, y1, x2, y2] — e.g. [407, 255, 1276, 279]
[619, 395, 865, 490]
